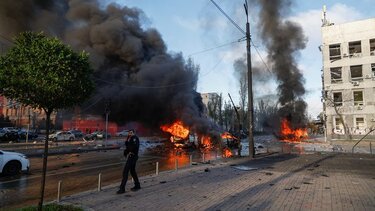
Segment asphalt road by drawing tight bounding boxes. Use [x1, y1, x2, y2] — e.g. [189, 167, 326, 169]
[0, 147, 211, 210]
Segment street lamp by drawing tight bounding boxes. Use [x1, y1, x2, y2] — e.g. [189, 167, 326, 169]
[104, 99, 111, 147]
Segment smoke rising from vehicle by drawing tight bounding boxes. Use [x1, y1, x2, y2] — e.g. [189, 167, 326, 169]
[255, 0, 308, 129]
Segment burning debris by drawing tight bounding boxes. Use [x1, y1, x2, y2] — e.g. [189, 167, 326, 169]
[221, 132, 239, 140]
[222, 147, 233, 158]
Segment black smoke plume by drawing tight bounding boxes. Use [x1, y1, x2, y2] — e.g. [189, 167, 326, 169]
[255, 0, 308, 130]
[0, 0, 214, 133]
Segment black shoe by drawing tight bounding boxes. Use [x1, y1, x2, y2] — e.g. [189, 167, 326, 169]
[116, 189, 125, 194]
[130, 186, 141, 191]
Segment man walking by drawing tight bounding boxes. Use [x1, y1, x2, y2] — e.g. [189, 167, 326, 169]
[117, 129, 141, 194]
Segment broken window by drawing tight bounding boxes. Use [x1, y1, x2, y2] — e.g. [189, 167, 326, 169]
[370, 39, 375, 55]
[330, 67, 342, 83]
[333, 92, 342, 106]
[355, 117, 365, 129]
[348, 41, 361, 56]
[329, 44, 341, 60]
[350, 65, 363, 81]
[353, 90, 364, 106]
[372, 64, 375, 77]
[334, 117, 344, 131]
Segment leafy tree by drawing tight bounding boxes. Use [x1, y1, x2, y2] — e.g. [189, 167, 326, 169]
[0, 32, 94, 210]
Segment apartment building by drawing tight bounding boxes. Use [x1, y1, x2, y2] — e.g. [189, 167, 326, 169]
[321, 17, 375, 140]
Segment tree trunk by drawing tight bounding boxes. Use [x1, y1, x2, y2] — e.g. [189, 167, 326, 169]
[38, 109, 52, 211]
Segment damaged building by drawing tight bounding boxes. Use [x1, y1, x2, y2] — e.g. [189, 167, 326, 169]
[321, 14, 375, 140]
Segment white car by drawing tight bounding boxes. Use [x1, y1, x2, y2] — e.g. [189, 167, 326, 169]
[0, 150, 30, 176]
[48, 131, 75, 141]
[115, 130, 129, 137]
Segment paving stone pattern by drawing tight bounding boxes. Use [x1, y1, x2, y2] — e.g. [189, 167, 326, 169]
[62, 153, 375, 211]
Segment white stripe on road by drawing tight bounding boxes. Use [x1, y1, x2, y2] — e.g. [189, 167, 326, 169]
[0, 156, 161, 185]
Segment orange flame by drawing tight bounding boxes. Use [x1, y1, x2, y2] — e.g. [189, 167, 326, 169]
[160, 120, 189, 139]
[201, 135, 212, 149]
[280, 118, 308, 142]
[221, 132, 238, 140]
[222, 147, 232, 157]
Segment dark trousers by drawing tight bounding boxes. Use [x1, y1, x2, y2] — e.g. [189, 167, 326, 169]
[119, 155, 140, 190]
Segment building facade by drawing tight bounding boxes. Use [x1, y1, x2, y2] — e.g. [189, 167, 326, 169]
[321, 17, 375, 140]
[200, 93, 220, 109]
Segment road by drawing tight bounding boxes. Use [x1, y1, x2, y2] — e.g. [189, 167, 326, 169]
[0, 135, 300, 210]
[0, 146, 217, 210]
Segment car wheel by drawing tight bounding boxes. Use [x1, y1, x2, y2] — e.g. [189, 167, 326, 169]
[53, 137, 58, 142]
[69, 137, 74, 141]
[3, 161, 21, 176]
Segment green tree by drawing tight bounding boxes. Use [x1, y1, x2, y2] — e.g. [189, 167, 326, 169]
[0, 32, 94, 210]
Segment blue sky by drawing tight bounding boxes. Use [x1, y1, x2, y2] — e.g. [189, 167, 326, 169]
[116, 0, 374, 119]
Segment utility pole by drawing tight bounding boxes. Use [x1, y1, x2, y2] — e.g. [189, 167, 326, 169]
[244, 0, 255, 158]
[210, 0, 255, 158]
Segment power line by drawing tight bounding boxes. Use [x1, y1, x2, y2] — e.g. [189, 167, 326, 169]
[210, 0, 246, 35]
[0, 34, 14, 45]
[93, 77, 197, 89]
[251, 40, 272, 74]
[188, 37, 245, 57]
[199, 50, 227, 77]
[79, 96, 104, 113]
[93, 51, 229, 89]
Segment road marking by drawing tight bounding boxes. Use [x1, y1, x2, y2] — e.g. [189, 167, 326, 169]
[0, 156, 161, 185]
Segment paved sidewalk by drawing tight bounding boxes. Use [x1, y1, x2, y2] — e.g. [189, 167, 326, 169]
[61, 153, 375, 211]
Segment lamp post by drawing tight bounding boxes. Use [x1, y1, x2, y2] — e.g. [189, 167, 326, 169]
[104, 99, 111, 147]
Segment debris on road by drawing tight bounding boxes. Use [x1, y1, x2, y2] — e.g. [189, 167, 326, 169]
[232, 166, 258, 171]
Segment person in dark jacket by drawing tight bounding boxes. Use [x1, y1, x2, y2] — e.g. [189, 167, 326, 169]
[117, 129, 141, 194]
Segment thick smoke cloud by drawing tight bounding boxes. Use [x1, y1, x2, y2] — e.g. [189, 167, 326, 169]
[0, 0, 213, 132]
[255, 0, 308, 129]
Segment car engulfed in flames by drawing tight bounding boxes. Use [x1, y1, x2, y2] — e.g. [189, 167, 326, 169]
[160, 121, 195, 149]
[160, 120, 239, 158]
[279, 118, 308, 142]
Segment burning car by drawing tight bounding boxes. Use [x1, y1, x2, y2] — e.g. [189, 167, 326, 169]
[170, 135, 195, 149]
[160, 121, 201, 149]
[221, 132, 240, 148]
[279, 119, 308, 142]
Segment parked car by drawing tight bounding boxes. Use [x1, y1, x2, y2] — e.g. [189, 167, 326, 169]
[68, 130, 84, 138]
[2, 127, 19, 133]
[115, 130, 129, 137]
[48, 131, 75, 141]
[0, 129, 19, 143]
[0, 150, 30, 176]
[84, 131, 111, 140]
[18, 130, 38, 140]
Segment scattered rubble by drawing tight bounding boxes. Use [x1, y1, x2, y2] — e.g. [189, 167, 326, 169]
[265, 172, 273, 175]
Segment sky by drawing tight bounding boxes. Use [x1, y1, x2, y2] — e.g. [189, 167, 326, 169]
[115, 0, 374, 119]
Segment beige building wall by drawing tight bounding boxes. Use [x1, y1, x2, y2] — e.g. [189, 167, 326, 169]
[200, 93, 220, 114]
[321, 18, 375, 139]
